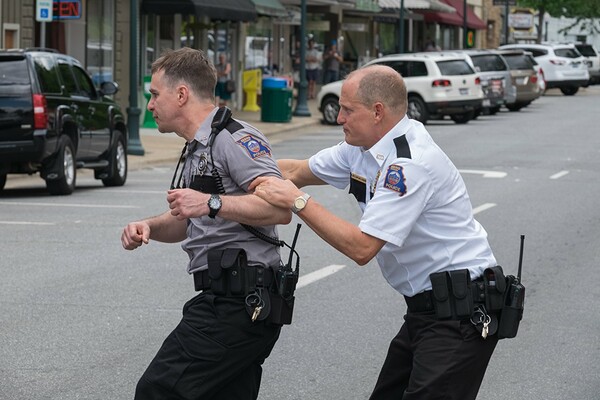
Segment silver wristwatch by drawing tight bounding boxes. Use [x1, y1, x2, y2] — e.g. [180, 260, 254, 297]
[291, 193, 311, 214]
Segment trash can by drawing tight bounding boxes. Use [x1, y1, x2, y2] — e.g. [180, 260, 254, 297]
[261, 77, 292, 123]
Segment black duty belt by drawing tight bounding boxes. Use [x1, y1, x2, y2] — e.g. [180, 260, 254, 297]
[404, 276, 486, 314]
[193, 265, 274, 293]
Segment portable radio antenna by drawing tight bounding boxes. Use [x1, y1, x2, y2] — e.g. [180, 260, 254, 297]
[517, 234, 525, 281]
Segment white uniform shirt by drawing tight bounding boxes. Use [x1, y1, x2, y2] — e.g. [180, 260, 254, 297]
[309, 116, 496, 297]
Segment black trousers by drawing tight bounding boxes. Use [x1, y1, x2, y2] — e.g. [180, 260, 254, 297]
[135, 291, 281, 400]
[369, 311, 498, 400]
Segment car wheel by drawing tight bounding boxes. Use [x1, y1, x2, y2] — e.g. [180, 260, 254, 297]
[0, 173, 6, 191]
[407, 95, 429, 124]
[560, 86, 579, 96]
[506, 103, 524, 112]
[101, 130, 128, 187]
[450, 111, 474, 124]
[46, 135, 76, 195]
[321, 96, 340, 125]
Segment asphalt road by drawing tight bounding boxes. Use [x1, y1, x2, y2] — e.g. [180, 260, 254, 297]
[1, 86, 599, 399]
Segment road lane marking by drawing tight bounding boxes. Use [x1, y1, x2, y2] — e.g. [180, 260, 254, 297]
[0, 221, 55, 225]
[473, 203, 496, 215]
[297, 264, 347, 289]
[459, 170, 507, 178]
[0, 201, 138, 209]
[550, 170, 569, 180]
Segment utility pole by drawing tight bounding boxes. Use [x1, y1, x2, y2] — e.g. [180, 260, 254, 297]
[293, 0, 311, 117]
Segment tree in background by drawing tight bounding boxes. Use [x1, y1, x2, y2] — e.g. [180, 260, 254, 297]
[518, 0, 600, 42]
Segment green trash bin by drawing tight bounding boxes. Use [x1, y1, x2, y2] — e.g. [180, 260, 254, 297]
[261, 77, 292, 122]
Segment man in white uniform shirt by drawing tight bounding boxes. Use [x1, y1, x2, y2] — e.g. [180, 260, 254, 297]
[250, 65, 500, 399]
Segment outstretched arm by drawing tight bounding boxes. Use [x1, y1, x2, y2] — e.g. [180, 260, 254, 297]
[121, 211, 187, 250]
[249, 176, 385, 265]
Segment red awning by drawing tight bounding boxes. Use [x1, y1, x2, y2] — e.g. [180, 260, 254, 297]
[421, 0, 487, 30]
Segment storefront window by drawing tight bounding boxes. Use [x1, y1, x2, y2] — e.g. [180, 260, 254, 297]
[86, 0, 114, 85]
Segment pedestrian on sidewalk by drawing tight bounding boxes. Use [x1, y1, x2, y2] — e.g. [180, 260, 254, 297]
[323, 42, 343, 84]
[215, 52, 232, 107]
[305, 39, 321, 99]
[121, 47, 291, 400]
[250, 64, 501, 400]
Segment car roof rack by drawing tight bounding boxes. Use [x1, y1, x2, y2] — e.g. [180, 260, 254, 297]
[24, 47, 60, 53]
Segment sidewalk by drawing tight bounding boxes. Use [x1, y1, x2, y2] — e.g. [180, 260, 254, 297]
[128, 98, 323, 170]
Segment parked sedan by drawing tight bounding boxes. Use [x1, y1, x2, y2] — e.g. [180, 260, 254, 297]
[317, 52, 483, 125]
[496, 49, 541, 111]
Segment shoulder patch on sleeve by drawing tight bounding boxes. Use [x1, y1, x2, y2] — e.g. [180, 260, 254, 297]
[383, 164, 407, 196]
[236, 135, 272, 160]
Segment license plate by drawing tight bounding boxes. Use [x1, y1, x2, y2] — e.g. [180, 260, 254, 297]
[516, 77, 526, 85]
[459, 88, 469, 95]
[482, 99, 491, 107]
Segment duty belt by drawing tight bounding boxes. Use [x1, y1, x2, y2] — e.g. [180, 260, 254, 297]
[404, 276, 486, 314]
[193, 265, 274, 294]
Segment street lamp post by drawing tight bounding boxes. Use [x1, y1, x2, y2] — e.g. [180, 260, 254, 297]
[463, 0, 468, 48]
[293, 0, 311, 117]
[398, 0, 405, 53]
[127, 0, 144, 155]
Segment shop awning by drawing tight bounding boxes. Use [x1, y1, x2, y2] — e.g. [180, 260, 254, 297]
[378, 0, 455, 13]
[141, 0, 257, 22]
[420, 0, 486, 29]
[252, 0, 288, 17]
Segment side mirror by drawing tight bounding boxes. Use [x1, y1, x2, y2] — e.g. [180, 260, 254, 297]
[99, 81, 119, 96]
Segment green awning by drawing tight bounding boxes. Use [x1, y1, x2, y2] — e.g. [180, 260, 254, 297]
[141, 0, 257, 22]
[252, 0, 288, 17]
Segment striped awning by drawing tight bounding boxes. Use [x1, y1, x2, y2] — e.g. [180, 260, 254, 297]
[378, 0, 455, 12]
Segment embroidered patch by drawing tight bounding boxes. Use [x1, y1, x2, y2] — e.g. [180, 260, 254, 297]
[236, 135, 272, 160]
[383, 164, 407, 196]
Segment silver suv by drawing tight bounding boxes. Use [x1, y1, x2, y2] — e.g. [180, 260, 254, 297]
[317, 52, 483, 125]
[459, 49, 515, 115]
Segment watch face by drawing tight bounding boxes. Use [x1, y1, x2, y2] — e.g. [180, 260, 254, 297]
[294, 197, 306, 209]
[209, 196, 221, 208]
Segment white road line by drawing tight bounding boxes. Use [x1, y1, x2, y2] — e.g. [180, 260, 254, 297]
[0, 221, 55, 226]
[550, 170, 569, 180]
[473, 203, 497, 215]
[0, 201, 138, 209]
[296, 264, 347, 289]
[459, 170, 507, 178]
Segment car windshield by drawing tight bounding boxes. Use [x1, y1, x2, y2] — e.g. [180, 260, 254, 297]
[502, 54, 534, 70]
[471, 55, 507, 71]
[554, 48, 581, 58]
[436, 60, 474, 75]
[575, 45, 597, 57]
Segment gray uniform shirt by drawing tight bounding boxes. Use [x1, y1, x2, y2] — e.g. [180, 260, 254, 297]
[181, 108, 282, 273]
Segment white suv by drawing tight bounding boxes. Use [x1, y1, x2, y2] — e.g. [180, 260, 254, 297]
[499, 43, 589, 95]
[317, 52, 483, 125]
[574, 43, 600, 85]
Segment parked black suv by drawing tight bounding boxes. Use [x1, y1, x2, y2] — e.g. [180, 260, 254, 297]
[0, 49, 127, 195]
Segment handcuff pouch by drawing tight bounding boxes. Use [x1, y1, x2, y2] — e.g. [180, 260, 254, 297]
[483, 266, 507, 312]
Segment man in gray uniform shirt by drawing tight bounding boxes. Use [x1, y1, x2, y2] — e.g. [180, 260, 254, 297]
[121, 47, 291, 400]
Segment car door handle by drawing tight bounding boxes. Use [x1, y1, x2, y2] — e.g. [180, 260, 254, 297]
[89, 106, 95, 114]
[70, 103, 79, 112]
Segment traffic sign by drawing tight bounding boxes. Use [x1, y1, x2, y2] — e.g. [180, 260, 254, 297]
[36, 0, 53, 22]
